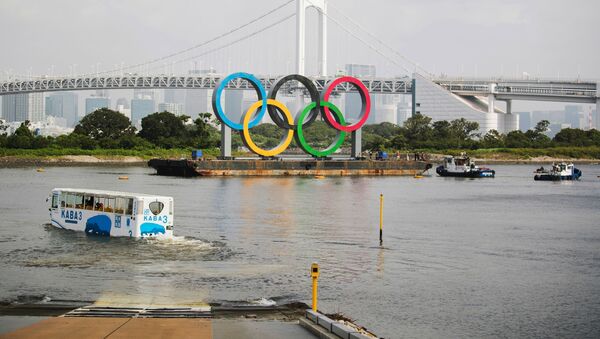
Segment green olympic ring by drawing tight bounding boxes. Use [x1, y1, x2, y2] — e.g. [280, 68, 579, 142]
[295, 101, 347, 158]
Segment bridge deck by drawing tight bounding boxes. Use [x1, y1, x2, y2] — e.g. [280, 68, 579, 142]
[1, 75, 596, 103]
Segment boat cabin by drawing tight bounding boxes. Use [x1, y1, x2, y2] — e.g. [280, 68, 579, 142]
[442, 156, 476, 171]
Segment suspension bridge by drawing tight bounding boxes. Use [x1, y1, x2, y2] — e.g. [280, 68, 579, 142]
[1, 0, 598, 132]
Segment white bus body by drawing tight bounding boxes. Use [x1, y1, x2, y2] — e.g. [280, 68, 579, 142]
[48, 188, 174, 239]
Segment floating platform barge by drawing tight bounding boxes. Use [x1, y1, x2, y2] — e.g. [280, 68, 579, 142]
[148, 158, 432, 177]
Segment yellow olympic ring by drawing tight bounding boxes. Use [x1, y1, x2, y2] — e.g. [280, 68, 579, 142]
[242, 99, 294, 157]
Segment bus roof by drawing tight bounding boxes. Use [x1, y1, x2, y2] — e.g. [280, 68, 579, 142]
[52, 188, 172, 199]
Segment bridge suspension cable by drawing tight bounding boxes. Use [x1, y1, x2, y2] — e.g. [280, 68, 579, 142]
[77, 0, 295, 77]
[325, 1, 432, 77]
[141, 13, 295, 74]
[303, 0, 410, 74]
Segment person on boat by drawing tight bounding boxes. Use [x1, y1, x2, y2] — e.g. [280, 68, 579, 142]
[85, 197, 94, 210]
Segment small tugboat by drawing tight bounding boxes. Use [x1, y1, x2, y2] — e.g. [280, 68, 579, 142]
[533, 162, 581, 181]
[436, 155, 495, 178]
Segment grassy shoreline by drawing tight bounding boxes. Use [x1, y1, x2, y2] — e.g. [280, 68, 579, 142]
[1, 147, 599, 167]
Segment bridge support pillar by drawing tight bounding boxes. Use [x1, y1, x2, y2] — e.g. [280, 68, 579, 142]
[487, 96, 495, 114]
[488, 83, 497, 114]
[220, 124, 232, 159]
[504, 99, 519, 132]
[351, 128, 362, 159]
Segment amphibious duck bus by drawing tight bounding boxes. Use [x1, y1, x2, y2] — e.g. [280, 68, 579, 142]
[48, 188, 174, 238]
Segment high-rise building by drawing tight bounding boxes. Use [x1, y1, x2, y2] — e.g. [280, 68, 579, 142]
[565, 105, 582, 129]
[131, 98, 155, 126]
[85, 97, 110, 115]
[164, 89, 185, 106]
[518, 111, 532, 132]
[344, 64, 376, 122]
[116, 104, 131, 120]
[582, 106, 593, 130]
[116, 98, 129, 110]
[396, 99, 411, 126]
[371, 94, 398, 124]
[1, 95, 17, 122]
[29, 93, 45, 122]
[185, 68, 216, 116]
[158, 102, 184, 115]
[45, 92, 79, 127]
[131, 89, 156, 127]
[133, 89, 155, 101]
[241, 97, 256, 122]
[1, 93, 44, 123]
[547, 123, 570, 138]
[224, 91, 243, 124]
[344, 64, 376, 77]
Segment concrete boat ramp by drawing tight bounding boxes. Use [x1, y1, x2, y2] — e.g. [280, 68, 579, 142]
[0, 295, 377, 339]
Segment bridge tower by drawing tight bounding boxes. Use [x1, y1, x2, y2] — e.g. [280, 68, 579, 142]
[296, 0, 327, 76]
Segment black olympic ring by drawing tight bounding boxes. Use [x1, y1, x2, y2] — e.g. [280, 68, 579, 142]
[267, 74, 321, 130]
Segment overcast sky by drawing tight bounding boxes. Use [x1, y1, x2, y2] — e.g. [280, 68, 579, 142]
[0, 0, 598, 111]
[1, 0, 598, 78]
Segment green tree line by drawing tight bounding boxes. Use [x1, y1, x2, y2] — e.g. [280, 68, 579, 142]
[0, 108, 220, 151]
[1, 109, 600, 153]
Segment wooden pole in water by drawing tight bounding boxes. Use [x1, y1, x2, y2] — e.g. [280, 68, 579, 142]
[379, 193, 383, 246]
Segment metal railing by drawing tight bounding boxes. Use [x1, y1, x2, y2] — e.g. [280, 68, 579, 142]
[0, 75, 413, 95]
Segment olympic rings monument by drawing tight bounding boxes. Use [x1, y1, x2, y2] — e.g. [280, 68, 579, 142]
[148, 71, 429, 176]
[148, 0, 430, 176]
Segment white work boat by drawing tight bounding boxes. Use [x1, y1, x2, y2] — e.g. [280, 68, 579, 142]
[534, 163, 582, 181]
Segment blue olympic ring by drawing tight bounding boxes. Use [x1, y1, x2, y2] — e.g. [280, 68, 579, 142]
[212, 72, 267, 130]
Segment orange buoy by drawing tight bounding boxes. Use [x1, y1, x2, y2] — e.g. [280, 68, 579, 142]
[118, 176, 129, 180]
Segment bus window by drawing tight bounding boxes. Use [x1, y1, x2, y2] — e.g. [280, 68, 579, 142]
[126, 199, 133, 215]
[105, 198, 115, 213]
[115, 198, 126, 214]
[74, 194, 84, 209]
[169, 200, 173, 215]
[84, 196, 94, 210]
[52, 195, 59, 209]
[66, 193, 75, 208]
[149, 201, 164, 215]
[60, 194, 66, 208]
[94, 197, 105, 211]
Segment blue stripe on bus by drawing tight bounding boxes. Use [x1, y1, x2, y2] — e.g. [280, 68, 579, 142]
[64, 220, 78, 224]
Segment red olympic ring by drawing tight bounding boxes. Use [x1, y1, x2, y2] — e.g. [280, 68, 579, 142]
[321, 76, 371, 132]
